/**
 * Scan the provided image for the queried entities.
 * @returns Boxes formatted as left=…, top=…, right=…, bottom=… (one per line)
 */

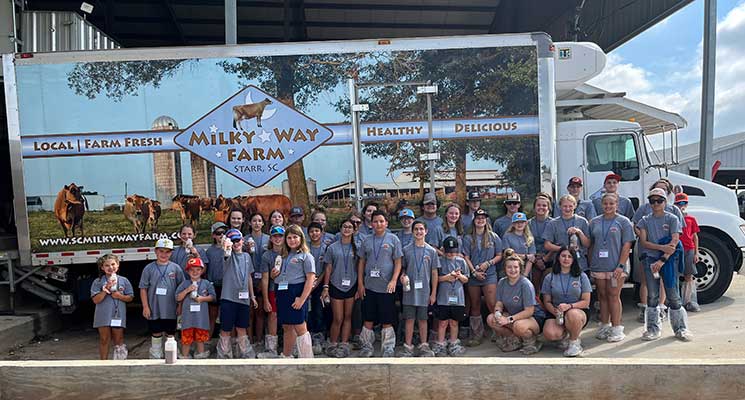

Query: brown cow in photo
left=172, top=194, right=201, bottom=226
left=200, top=197, right=215, bottom=212
left=124, top=194, right=149, bottom=233
left=147, top=199, right=161, bottom=232
left=54, top=183, right=87, bottom=237
left=241, top=194, right=291, bottom=221
left=232, top=98, right=272, bottom=129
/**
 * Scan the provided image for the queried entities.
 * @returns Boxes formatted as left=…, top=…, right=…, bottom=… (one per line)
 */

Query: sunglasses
left=505, top=202, right=520, bottom=206
left=351, top=220, right=362, bottom=225
left=675, top=201, right=688, bottom=206
left=214, top=231, right=226, bottom=236
left=649, top=198, right=665, bottom=204
left=231, top=239, right=242, bottom=243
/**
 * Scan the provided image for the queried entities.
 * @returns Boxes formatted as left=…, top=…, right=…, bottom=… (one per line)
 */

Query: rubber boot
left=113, top=344, right=128, bottom=360
left=381, top=326, right=396, bottom=357
left=217, top=336, right=233, bottom=359
left=519, top=335, right=542, bottom=355
left=467, top=316, right=484, bottom=347
left=685, top=281, right=701, bottom=312
left=296, top=332, right=314, bottom=358
left=149, top=336, right=163, bottom=359
left=641, top=306, right=661, bottom=341
left=237, top=335, right=256, bottom=358
left=358, top=327, right=375, bottom=357
left=311, top=332, right=325, bottom=355
left=258, top=335, right=278, bottom=359
left=670, top=307, right=693, bottom=341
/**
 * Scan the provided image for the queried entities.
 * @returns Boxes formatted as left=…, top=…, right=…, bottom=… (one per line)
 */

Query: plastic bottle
left=557, top=311, right=564, bottom=326
left=223, top=236, right=232, bottom=257
left=273, top=255, right=282, bottom=272
left=185, top=238, right=193, bottom=251
left=109, top=273, right=118, bottom=292
left=402, top=275, right=411, bottom=292
left=190, top=281, right=199, bottom=299
left=164, top=336, right=177, bottom=364
left=247, top=237, right=256, bottom=254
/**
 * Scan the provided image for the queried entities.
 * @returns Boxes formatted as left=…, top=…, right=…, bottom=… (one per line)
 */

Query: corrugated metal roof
left=674, top=132, right=745, bottom=167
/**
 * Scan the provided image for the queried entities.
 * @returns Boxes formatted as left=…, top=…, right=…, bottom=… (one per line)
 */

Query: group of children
left=92, top=173, right=701, bottom=359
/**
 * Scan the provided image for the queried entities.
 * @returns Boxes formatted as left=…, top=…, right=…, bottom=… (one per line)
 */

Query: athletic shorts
left=148, top=318, right=177, bottom=336
left=181, top=328, right=210, bottom=345
left=220, top=300, right=250, bottom=331
left=330, top=283, right=357, bottom=300
left=684, top=249, right=697, bottom=276
left=362, top=290, right=397, bottom=325
left=402, top=304, right=429, bottom=321
left=434, top=305, right=467, bottom=322
left=267, top=291, right=277, bottom=313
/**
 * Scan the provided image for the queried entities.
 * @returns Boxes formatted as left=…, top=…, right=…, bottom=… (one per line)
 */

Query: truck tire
left=695, top=231, right=734, bottom=304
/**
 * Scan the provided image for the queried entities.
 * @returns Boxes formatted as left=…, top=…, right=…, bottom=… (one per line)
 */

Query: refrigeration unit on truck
left=2, top=33, right=744, bottom=312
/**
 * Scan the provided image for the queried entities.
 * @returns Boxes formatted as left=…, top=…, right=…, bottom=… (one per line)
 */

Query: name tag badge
left=110, top=319, right=122, bottom=327
left=599, top=250, right=610, bottom=258
left=190, top=304, right=201, bottom=312
left=155, top=287, right=167, bottom=296
left=277, top=283, right=289, bottom=291
left=254, top=272, right=263, bottom=279
left=448, top=295, right=458, bottom=304
left=238, top=291, right=250, bottom=299
left=370, top=269, right=381, bottom=278
left=414, top=280, right=424, bottom=290
left=341, top=279, right=351, bottom=287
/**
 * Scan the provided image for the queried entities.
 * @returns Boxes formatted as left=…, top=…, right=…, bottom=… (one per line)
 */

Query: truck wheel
left=695, top=231, right=734, bottom=304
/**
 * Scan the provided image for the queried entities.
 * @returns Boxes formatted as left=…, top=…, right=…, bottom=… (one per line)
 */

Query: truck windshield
left=586, top=133, right=640, bottom=180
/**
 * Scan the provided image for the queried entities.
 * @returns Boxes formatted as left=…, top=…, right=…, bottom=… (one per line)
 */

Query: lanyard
left=372, top=234, right=385, bottom=267
left=107, top=276, right=121, bottom=317
left=235, top=254, right=248, bottom=287
left=414, top=245, right=425, bottom=278
left=559, top=273, right=571, bottom=300
left=156, top=264, right=169, bottom=285
left=252, top=234, right=264, bottom=267
left=342, top=243, right=352, bottom=276
left=601, top=217, right=615, bottom=245
left=474, top=234, right=484, bottom=263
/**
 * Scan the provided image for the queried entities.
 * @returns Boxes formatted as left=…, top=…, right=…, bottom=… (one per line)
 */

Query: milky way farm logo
left=174, top=86, right=333, bottom=187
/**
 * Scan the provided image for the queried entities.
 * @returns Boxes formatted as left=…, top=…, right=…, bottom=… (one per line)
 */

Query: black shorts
left=362, top=290, right=397, bottom=325
left=148, top=318, right=177, bottom=335
left=545, top=308, right=590, bottom=329
left=434, top=305, right=467, bottom=322
left=212, top=285, right=222, bottom=303
left=330, top=283, right=357, bottom=300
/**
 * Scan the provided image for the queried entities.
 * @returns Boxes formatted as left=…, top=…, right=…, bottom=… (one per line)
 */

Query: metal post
left=225, top=0, right=237, bottom=45
left=348, top=79, right=365, bottom=211
left=699, top=0, right=716, bottom=181
left=426, top=92, right=435, bottom=192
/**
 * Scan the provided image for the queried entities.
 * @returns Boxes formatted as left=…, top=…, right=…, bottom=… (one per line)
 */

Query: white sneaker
left=595, top=324, right=612, bottom=340
left=563, top=339, right=582, bottom=357
left=606, top=325, right=626, bottom=342
left=675, top=329, right=694, bottom=342
left=641, top=329, right=661, bottom=341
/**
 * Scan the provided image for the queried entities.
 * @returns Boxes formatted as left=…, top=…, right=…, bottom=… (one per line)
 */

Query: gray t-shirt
left=588, top=214, right=635, bottom=272
left=249, top=233, right=271, bottom=285
left=205, top=245, right=226, bottom=285
left=360, top=232, right=404, bottom=293
left=416, top=215, right=444, bottom=248
left=501, top=232, right=536, bottom=256
left=555, top=200, right=596, bottom=221
left=309, top=243, right=328, bottom=279
left=637, top=211, right=682, bottom=259
left=402, top=243, right=440, bottom=306
left=397, top=231, right=414, bottom=249
left=324, top=241, right=358, bottom=292
left=462, top=232, right=503, bottom=285
left=176, top=279, right=216, bottom=330
left=593, top=195, right=635, bottom=220
left=436, top=256, right=469, bottom=306
left=139, top=261, right=184, bottom=320
left=529, top=217, right=553, bottom=255
left=277, top=251, right=315, bottom=286
left=91, top=275, right=133, bottom=328
left=540, top=272, right=592, bottom=306
left=632, top=203, right=686, bottom=227
left=171, top=246, right=209, bottom=280
left=496, top=276, right=536, bottom=316
left=546, top=215, right=590, bottom=270
left=221, top=252, right=254, bottom=305
left=335, top=231, right=366, bottom=249
left=260, top=249, right=281, bottom=293
left=492, top=215, right=513, bottom=238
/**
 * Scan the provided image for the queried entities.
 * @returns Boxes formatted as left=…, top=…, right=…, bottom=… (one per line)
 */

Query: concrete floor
left=2, top=273, right=744, bottom=360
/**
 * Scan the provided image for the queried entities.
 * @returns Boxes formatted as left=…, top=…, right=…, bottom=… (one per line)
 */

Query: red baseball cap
left=604, top=173, right=622, bottom=183
left=674, top=193, right=689, bottom=203
left=185, top=257, right=205, bottom=271
left=568, top=176, right=583, bottom=186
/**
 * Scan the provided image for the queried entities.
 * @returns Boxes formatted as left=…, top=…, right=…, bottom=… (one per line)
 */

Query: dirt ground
left=3, top=274, right=744, bottom=360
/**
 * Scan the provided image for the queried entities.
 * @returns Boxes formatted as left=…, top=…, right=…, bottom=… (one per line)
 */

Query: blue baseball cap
left=270, top=225, right=285, bottom=236
left=511, top=212, right=527, bottom=223
left=398, top=208, right=415, bottom=219
left=225, top=229, right=243, bottom=242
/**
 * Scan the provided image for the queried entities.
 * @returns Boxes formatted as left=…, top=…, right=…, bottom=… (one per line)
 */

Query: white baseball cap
left=155, top=238, right=174, bottom=250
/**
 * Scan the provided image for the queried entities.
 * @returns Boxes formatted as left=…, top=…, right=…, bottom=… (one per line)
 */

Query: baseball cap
left=674, top=193, right=689, bottom=204
left=568, top=176, right=583, bottom=186
left=225, top=228, right=243, bottom=242
left=185, top=257, right=205, bottom=271
left=211, top=222, right=227, bottom=234
left=474, top=208, right=489, bottom=219
left=647, top=188, right=667, bottom=200
left=467, top=191, right=481, bottom=201
left=511, top=212, right=528, bottom=223
left=155, top=238, right=174, bottom=250
left=423, top=192, right=437, bottom=205
left=270, top=225, right=285, bottom=236
left=290, top=206, right=304, bottom=216
left=442, top=236, right=459, bottom=253
left=505, top=192, right=521, bottom=203
left=398, top=208, right=415, bottom=219
left=604, top=173, right=622, bottom=183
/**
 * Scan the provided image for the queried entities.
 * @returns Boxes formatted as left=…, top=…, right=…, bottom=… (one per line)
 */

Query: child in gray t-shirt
left=176, top=257, right=216, bottom=359
left=433, top=236, right=469, bottom=357
left=92, top=254, right=133, bottom=360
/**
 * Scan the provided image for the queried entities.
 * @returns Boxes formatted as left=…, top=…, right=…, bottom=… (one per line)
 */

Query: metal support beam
left=224, top=0, right=236, bottom=44
left=699, top=0, right=716, bottom=181
left=349, top=79, right=364, bottom=211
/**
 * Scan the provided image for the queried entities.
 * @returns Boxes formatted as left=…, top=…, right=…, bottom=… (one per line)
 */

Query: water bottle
left=164, top=336, right=177, bottom=364
left=109, top=273, right=118, bottom=292
left=223, top=236, right=232, bottom=257
left=653, top=270, right=660, bottom=279
left=557, top=311, right=564, bottom=326
left=402, top=275, right=411, bottom=292
left=569, top=233, right=579, bottom=251
left=185, top=238, right=193, bottom=251
left=247, top=237, right=256, bottom=254
left=190, top=281, right=198, bottom=299
left=273, top=255, right=282, bottom=272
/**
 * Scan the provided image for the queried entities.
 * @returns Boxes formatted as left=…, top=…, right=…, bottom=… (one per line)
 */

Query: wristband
left=570, top=304, right=574, bottom=309
left=659, top=256, right=668, bottom=263
left=616, top=264, right=624, bottom=270
left=323, top=285, right=329, bottom=289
